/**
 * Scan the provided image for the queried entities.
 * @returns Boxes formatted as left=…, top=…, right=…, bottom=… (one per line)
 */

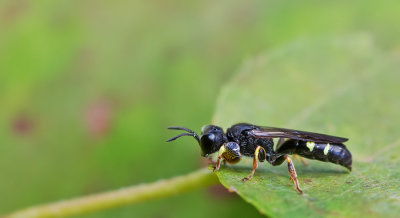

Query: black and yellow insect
left=167, top=123, right=352, bottom=193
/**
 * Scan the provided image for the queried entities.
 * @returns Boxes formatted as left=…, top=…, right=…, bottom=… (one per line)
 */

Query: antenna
left=166, top=126, right=200, bottom=144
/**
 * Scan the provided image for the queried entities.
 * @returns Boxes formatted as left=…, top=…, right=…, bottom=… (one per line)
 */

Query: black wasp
left=167, top=123, right=352, bottom=193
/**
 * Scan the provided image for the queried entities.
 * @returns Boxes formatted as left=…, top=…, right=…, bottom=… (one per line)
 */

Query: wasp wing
left=250, top=126, right=348, bottom=143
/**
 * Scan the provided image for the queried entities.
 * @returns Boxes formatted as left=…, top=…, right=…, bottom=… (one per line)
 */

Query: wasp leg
left=299, top=156, right=309, bottom=165
left=213, top=142, right=241, bottom=172
left=285, top=155, right=303, bottom=194
left=293, top=154, right=309, bottom=166
left=242, top=146, right=266, bottom=181
left=213, top=156, right=222, bottom=172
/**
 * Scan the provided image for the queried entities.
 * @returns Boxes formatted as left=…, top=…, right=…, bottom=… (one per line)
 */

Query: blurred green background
left=1, top=0, right=399, bottom=217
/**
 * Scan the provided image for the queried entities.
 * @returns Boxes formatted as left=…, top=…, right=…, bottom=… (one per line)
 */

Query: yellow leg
left=299, top=156, right=309, bottom=165
left=285, top=155, right=303, bottom=194
left=293, top=154, right=309, bottom=165
left=213, top=156, right=222, bottom=172
left=242, top=146, right=266, bottom=181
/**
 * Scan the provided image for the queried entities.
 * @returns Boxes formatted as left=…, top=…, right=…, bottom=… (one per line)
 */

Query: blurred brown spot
left=85, top=100, right=113, bottom=138
left=303, top=179, right=312, bottom=184
left=0, top=0, right=28, bottom=26
left=12, top=114, right=34, bottom=136
left=208, top=184, right=236, bottom=199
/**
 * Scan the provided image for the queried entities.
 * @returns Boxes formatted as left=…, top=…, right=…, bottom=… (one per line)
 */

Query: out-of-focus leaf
left=213, top=34, right=400, bottom=217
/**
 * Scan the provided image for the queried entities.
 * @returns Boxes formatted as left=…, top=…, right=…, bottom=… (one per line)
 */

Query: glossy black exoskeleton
left=167, top=123, right=352, bottom=193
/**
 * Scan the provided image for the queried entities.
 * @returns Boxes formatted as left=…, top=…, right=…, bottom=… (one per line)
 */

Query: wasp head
left=167, top=125, right=227, bottom=157
left=199, top=125, right=227, bottom=157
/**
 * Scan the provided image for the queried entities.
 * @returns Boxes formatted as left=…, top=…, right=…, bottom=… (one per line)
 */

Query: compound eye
left=207, top=133, right=215, bottom=141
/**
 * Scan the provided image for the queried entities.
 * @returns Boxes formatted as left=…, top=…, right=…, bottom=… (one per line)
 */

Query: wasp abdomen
left=277, top=140, right=352, bottom=171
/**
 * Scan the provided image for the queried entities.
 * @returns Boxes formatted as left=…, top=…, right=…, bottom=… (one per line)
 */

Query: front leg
left=213, top=142, right=241, bottom=172
left=213, top=156, right=222, bottom=172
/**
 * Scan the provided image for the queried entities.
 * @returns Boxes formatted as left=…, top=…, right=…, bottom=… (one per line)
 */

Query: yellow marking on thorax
left=218, top=145, right=226, bottom=156
left=306, top=142, right=315, bottom=151
left=324, top=143, right=330, bottom=155
left=218, top=143, right=240, bottom=164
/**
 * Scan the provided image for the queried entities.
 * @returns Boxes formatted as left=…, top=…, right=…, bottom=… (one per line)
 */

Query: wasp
left=167, top=123, right=352, bottom=193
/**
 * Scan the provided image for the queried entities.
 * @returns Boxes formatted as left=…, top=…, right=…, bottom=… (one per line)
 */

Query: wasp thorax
left=200, top=125, right=227, bottom=157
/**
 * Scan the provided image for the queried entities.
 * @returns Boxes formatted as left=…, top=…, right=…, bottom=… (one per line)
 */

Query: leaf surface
left=213, top=34, right=400, bottom=217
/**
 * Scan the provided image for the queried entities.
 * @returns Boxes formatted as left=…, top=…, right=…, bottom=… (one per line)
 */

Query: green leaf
left=213, top=34, right=400, bottom=217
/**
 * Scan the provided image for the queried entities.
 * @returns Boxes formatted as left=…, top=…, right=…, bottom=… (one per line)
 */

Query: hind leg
left=285, top=155, right=303, bottom=193
left=270, top=154, right=303, bottom=194
left=293, top=154, right=309, bottom=165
